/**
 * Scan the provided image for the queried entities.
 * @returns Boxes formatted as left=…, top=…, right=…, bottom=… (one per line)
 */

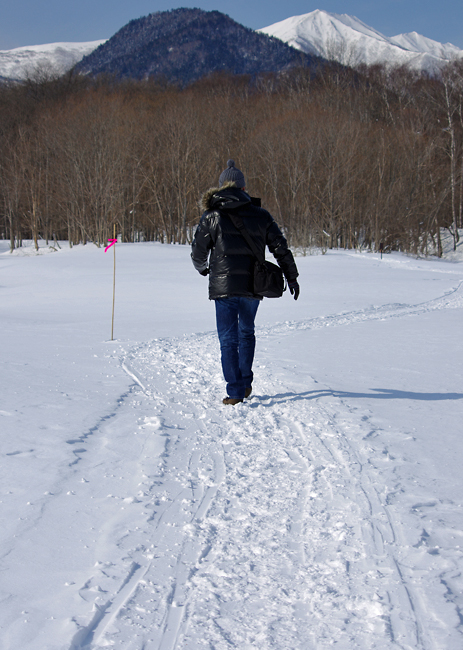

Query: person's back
left=192, top=182, right=298, bottom=299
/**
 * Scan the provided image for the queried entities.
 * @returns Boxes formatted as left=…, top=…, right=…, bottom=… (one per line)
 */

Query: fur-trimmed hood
left=200, top=181, right=252, bottom=213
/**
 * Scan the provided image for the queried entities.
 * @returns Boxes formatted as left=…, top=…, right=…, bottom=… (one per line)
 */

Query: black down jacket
left=191, top=184, right=299, bottom=300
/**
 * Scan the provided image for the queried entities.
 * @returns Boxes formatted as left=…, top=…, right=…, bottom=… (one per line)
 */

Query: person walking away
left=191, top=159, right=299, bottom=405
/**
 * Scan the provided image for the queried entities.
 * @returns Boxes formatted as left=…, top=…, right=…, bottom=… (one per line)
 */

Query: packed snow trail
left=66, top=284, right=463, bottom=650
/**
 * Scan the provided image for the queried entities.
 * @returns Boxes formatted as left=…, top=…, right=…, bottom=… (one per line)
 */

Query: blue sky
left=1, top=0, right=462, bottom=50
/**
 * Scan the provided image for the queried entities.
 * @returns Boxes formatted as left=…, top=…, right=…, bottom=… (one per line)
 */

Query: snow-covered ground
left=1, top=235, right=462, bottom=650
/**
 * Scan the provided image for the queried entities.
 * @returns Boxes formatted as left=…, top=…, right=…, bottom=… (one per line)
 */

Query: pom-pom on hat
left=219, top=159, right=246, bottom=188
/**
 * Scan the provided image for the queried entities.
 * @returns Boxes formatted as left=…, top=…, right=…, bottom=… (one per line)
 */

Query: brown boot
left=222, top=397, right=243, bottom=405
left=245, top=386, right=252, bottom=398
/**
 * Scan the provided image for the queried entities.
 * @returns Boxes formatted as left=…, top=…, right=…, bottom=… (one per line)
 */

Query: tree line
left=0, top=59, right=462, bottom=255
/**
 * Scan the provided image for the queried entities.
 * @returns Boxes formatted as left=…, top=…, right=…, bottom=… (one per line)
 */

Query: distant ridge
left=2, top=8, right=462, bottom=83
left=259, top=9, right=463, bottom=73
left=75, top=8, right=318, bottom=84
left=0, top=41, right=106, bottom=81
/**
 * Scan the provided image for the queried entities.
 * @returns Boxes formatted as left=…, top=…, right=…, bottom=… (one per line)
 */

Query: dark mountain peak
left=76, top=8, right=318, bottom=85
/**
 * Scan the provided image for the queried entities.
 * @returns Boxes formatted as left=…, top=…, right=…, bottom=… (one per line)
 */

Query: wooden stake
left=111, top=224, right=116, bottom=341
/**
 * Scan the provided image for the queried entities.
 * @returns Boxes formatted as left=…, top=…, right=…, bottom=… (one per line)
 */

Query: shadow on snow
left=252, top=388, right=463, bottom=406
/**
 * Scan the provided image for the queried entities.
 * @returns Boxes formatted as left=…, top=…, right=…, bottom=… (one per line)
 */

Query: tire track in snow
left=306, top=376, right=463, bottom=650
left=69, top=563, right=147, bottom=650
left=72, top=350, right=228, bottom=650
left=280, top=405, right=422, bottom=650
left=156, top=432, right=226, bottom=650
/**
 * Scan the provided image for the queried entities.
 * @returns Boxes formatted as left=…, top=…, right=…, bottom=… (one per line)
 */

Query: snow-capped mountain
left=258, top=10, right=463, bottom=73
left=0, top=40, right=106, bottom=81
left=2, top=9, right=462, bottom=82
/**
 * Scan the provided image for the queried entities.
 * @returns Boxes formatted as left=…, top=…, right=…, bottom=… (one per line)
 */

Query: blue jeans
left=215, top=297, right=260, bottom=399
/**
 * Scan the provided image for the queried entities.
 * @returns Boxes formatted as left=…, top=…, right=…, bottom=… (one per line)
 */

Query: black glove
left=288, top=279, right=300, bottom=300
left=199, top=268, right=209, bottom=276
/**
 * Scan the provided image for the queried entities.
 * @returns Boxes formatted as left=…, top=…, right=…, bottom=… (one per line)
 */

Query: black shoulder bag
left=229, top=213, right=286, bottom=298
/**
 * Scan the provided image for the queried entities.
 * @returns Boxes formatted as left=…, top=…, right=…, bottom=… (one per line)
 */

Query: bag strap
left=228, top=213, right=265, bottom=265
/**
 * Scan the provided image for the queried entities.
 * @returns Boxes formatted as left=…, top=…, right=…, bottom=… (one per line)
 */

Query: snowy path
left=66, top=281, right=463, bottom=650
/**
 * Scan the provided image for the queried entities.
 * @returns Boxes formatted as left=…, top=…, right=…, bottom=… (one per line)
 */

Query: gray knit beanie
left=219, top=159, right=246, bottom=188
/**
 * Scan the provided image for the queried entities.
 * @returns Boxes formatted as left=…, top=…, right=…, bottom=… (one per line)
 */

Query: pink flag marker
left=105, top=239, right=117, bottom=252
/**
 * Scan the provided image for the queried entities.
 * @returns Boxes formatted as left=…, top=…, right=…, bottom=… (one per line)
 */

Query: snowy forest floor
left=1, top=233, right=463, bottom=650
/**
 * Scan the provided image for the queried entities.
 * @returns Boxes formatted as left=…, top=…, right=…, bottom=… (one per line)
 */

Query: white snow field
left=1, top=236, right=462, bottom=650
